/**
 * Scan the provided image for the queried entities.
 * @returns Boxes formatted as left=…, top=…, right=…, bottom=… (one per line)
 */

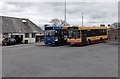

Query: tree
left=44, top=24, right=50, bottom=27
left=110, top=22, right=120, bottom=28
left=50, top=18, right=70, bottom=26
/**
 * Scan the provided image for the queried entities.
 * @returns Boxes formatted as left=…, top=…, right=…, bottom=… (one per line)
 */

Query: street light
left=82, top=12, right=83, bottom=26
left=64, top=0, right=67, bottom=22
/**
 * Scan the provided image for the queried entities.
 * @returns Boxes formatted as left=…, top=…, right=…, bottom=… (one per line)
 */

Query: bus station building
left=0, top=16, right=44, bottom=44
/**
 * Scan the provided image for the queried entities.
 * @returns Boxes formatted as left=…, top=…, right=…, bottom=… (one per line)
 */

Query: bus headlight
left=55, top=39, right=58, bottom=41
left=55, top=37, right=58, bottom=41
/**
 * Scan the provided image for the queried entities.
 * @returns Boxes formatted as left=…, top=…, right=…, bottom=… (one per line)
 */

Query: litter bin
left=24, top=40, right=28, bottom=44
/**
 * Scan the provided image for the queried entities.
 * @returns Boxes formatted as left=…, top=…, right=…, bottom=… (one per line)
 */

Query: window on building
left=22, top=19, right=27, bottom=23
left=25, top=33, right=29, bottom=38
left=32, top=33, right=36, bottom=38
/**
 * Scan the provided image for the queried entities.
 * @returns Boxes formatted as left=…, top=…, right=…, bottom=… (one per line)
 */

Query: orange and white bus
left=67, top=26, right=108, bottom=45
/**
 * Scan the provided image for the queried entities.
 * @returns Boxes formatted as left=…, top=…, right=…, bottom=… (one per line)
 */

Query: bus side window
left=103, top=29, right=107, bottom=35
left=91, top=30, right=95, bottom=36
left=82, top=30, right=87, bottom=37
left=99, top=29, right=102, bottom=35
left=99, top=29, right=107, bottom=35
left=95, top=29, right=99, bottom=36
left=86, top=30, right=91, bottom=37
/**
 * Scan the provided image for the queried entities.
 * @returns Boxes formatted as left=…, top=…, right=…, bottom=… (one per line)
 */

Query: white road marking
left=2, top=45, right=36, bottom=50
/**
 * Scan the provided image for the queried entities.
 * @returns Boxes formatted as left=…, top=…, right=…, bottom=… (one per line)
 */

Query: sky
left=0, top=1, right=118, bottom=29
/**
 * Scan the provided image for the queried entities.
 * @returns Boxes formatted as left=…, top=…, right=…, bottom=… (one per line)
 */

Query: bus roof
left=45, top=26, right=63, bottom=30
left=78, top=27, right=108, bottom=30
left=62, top=26, right=71, bottom=29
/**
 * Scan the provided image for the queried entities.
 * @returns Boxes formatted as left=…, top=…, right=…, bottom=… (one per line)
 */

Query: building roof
left=0, top=16, right=44, bottom=33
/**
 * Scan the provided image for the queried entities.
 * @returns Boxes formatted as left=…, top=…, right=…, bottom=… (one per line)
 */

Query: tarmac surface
left=2, top=41, right=118, bottom=77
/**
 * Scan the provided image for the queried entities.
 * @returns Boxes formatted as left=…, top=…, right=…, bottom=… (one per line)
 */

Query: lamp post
left=64, top=0, right=67, bottom=22
left=82, top=12, right=83, bottom=26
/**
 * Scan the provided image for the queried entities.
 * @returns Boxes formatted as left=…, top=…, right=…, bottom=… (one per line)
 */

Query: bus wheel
left=88, top=40, right=92, bottom=45
left=100, top=38, right=104, bottom=43
left=44, top=42, right=48, bottom=44
left=4, top=42, right=8, bottom=46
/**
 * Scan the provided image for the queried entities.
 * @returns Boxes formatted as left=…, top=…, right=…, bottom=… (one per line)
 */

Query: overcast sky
left=0, top=2, right=118, bottom=28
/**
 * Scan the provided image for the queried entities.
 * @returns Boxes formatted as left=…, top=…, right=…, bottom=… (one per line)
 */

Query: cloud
left=0, top=2, right=118, bottom=27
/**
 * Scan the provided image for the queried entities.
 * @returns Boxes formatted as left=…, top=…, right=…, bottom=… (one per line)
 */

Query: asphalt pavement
left=2, top=41, right=118, bottom=77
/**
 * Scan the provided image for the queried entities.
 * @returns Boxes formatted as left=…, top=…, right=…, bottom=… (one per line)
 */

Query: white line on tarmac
left=2, top=45, right=36, bottom=50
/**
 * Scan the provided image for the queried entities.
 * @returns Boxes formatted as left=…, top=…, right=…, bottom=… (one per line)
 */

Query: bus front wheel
left=100, top=38, right=104, bottom=43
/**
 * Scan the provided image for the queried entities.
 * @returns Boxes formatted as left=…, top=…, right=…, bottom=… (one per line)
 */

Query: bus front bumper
left=67, top=42, right=82, bottom=45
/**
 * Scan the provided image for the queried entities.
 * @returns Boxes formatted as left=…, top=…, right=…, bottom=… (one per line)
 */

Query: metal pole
left=64, top=0, right=66, bottom=22
left=82, top=12, right=83, bottom=26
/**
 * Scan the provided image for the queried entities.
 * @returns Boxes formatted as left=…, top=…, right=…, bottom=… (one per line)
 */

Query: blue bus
left=44, top=26, right=69, bottom=45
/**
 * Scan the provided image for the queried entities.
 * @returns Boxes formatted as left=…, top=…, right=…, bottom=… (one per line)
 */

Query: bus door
left=81, top=30, right=87, bottom=45
left=63, top=30, right=68, bottom=42
left=57, top=30, right=64, bottom=42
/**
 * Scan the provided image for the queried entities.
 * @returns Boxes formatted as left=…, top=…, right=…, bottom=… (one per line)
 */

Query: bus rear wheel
left=4, top=42, right=8, bottom=46
left=88, top=40, right=92, bottom=45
